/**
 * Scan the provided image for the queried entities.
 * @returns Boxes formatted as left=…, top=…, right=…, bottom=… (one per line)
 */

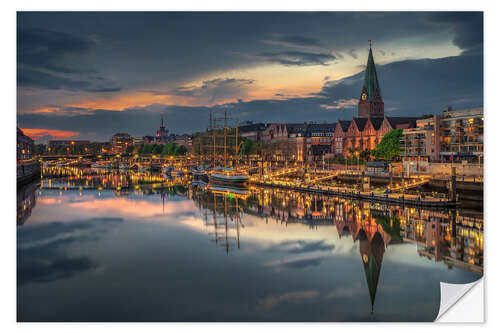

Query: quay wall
left=428, top=163, right=482, bottom=177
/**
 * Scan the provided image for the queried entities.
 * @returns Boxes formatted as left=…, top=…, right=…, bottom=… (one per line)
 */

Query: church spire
left=362, top=42, right=381, bottom=101
left=358, top=40, right=384, bottom=118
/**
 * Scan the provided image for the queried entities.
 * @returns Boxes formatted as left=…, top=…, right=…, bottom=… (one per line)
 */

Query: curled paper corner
left=435, top=278, right=484, bottom=322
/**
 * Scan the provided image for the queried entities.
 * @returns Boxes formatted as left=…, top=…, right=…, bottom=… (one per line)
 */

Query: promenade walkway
left=249, top=178, right=455, bottom=208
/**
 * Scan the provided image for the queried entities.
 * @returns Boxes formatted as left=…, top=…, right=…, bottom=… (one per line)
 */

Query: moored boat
left=209, top=169, right=249, bottom=187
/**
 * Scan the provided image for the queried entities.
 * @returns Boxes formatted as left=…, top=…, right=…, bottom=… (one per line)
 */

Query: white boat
left=209, top=169, right=249, bottom=186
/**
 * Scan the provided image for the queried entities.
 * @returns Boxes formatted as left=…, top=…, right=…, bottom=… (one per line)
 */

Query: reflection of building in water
left=243, top=188, right=337, bottom=228
left=41, top=167, right=182, bottom=193
left=400, top=208, right=483, bottom=274
left=333, top=201, right=392, bottom=314
left=450, top=214, right=483, bottom=270
left=17, top=181, right=39, bottom=226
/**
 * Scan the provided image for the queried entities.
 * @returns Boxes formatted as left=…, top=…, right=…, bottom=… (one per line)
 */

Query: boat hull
left=209, top=173, right=249, bottom=187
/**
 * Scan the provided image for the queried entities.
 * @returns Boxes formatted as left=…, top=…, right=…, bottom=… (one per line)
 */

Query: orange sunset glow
left=20, top=128, right=80, bottom=140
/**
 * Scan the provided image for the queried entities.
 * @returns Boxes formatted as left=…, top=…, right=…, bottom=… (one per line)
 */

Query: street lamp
left=356, top=151, right=360, bottom=171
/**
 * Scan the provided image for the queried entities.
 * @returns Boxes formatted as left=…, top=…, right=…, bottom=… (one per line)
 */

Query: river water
left=17, top=170, right=483, bottom=322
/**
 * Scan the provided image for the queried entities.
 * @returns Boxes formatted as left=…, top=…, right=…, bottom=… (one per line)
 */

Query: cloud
left=256, top=51, right=336, bottom=66
left=428, top=12, right=483, bottom=55
left=146, top=78, right=254, bottom=104
left=317, top=54, right=483, bottom=116
left=20, top=128, right=80, bottom=141
left=320, top=98, right=358, bottom=110
left=348, top=49, right=358, bottom=59
left=17, top=28, right=94, bottom=74
left=17, top=54, right=483, bottom=141
left=17, top=217, right=123, bottom=286
left=263, top=253, right=330, bottom=271
left=17, top=68, right=121, bottom=93
left=326, top=284, right=365, bottom=299
left=17, top=28, right=121, bottom=93
left=265, top=239, right=335, bottom=254
left=261, top=34, right=324, bottom=50
left=256, top=290, right=319, bottom=311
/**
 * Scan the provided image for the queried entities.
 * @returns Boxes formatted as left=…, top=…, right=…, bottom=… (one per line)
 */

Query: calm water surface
left=17, top=171, right=483, bottom=322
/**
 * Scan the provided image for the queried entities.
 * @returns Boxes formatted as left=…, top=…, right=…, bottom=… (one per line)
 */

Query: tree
left=142, top=144, right=153, bottom=154
left=175, top=145, right=188, bottom=155
left=239, top=139, right=257, bottom=155
left=165, top=142, right=176, bottom=155
left=152, top=144, right=163, bottom=154
left=373, top=129, right=403, bottom=161
left=126, top=145, right=134, bottom=154
left=161, top=144, right=170, bottom=155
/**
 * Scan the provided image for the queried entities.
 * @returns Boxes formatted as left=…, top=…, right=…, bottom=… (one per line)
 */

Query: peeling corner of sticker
left=435, top=278, right=483, bottom=322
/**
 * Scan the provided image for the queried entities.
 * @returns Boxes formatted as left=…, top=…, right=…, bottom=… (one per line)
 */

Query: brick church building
left=332, top=44, right=418, bottom=157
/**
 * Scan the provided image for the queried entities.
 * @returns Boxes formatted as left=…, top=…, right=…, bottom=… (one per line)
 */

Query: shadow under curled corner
left=435, top=278, right=484, bottom=322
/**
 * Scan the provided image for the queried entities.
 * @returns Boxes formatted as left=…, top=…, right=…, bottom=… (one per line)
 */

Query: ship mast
left=206, top=110, right=240, bottom=169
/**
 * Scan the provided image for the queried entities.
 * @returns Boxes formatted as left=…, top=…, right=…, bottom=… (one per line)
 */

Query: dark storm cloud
left=257, top=51, right=336, bottom=66
left=318, top=54, right=483, bottom=116
left=17, top=27, right=121, bottom=92
left=17, top=68, right=121, bottom=92
left=17, top=12, right=483, bottom=93
left=17, top=28, right=93, bottom=74
left=428, top=12, right=483, bottom=55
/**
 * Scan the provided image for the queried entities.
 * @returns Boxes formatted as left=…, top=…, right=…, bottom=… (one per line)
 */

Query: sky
left=16, top=12, right=483, bottom=142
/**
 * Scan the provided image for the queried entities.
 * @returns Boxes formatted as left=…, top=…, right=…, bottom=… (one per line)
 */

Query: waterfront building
left=133, top=137, right=144, bottom=146
left=399, top=107, right=483, bottom=173
left=238, top=122, right=268, bottom=141
left=47, top=139, right=91, bottom=147
left=400, top=115, right=440, bottom=173
left=172, top=134, right=193, bottom=149
left=17, top=127, right=33, bottom=161
left=305, top=123, right=336, bottom=161
left=333, top=121, right=351, bottom=155
left=110, top=133, right=133, bottom=154
left=47, top=139, right=92, bottom=155
left=438, top=107, right=483, bottom=163
left=261, top=123, right=308, bottom=162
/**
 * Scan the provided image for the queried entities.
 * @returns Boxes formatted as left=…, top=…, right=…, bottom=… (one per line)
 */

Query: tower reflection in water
left=190, top=185, right=483, bottom=313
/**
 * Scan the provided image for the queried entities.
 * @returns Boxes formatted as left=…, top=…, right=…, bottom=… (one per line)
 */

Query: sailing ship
left=204, top=110, right=249, bottom=187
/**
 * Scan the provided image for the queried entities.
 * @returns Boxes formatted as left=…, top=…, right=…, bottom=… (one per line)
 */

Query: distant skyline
left=17, top=12, right=483, bottom=142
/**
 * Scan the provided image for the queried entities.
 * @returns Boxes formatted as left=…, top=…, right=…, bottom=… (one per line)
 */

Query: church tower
left=156, top=115, right=169, bottom=143
left=358, top=41, right=384, bottom=118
